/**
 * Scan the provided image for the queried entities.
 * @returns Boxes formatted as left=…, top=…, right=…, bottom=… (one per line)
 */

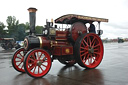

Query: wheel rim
left=80, top=33, right=103, bottom=68
left=13, top=48, right=25, bottom=72
left=25, top=49, right=51, bottom=78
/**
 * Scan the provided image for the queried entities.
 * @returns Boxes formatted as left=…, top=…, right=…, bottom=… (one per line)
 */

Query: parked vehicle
left=12, top=8, right=108, bottom=78
left=0, top=38, right=21, bottom=50
left=118, top=37, right=124, bottom=43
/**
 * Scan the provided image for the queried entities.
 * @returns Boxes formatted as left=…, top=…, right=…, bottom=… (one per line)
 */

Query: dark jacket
left=89, top=24, right=96, bottom=33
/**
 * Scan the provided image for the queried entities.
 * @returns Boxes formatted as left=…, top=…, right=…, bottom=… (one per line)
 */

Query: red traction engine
left=12, top=8, right=108, bottom=78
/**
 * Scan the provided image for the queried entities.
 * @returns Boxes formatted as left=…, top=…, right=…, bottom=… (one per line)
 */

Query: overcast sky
left=0, top=0, right=128, bottom=39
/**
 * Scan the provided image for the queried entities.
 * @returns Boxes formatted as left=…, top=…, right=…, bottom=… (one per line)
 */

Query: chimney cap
left=28, top=7, right=37, bottom=12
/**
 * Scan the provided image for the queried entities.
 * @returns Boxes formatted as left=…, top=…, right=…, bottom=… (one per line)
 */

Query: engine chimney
left=28, top=7, right=37, bottom=35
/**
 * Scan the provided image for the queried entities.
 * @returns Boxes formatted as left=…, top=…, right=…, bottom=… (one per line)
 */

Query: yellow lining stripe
left=38, top=37, right=42, bottom=48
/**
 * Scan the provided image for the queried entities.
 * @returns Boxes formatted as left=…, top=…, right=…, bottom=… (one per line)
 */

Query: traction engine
left=12, top=8, right=108, bottom=78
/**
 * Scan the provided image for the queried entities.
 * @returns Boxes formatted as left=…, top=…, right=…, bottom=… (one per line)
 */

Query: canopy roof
left=55, top=14, right=108, bottom=24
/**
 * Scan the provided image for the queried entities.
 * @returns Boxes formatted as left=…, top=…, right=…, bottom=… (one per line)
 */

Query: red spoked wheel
left=24, top=48, right=51, bottom=78
left=75, top=33, right=104, bottom=69
left=12, top=47, right=25, bottom=72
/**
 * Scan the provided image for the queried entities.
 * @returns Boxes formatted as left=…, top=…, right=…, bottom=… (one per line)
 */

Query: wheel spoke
left=41, top=63, right=47, bottom=67
left=28, top=62, right=35, bottom=64
left=88, top=58, right=90, bottom=65
left=36, top=52, right=40, bottom=60
left=83, top=39, right=89, bottom=46
left=92, top=56, right=97, bottom=63
left=21, top=64, right=24, bottom=69
left=32, top=54, right=36, bottom=60
left=80, top=50, right=87, bottom=53
left=88, top=56, right=93, bottom=65
left=80, top=47, right=88, bottom=50
left=92, top=40, right=96, bottom=48
left=28, top=57, right=35, bottom=62
left=38, top=66, right=40, bottom=74
left=93, top=44, right=100, bottom=48
left=16, top=60, right=21, bottom=62
left=17, top=62, right=22, bottom=66
left=16, top=57, right=22, bottom=59
left=80, top=52, right=88, bottom=57
left=90, top=55, right=95, bottom=65
left=88, top=36, right=92, bottom=47
left=81, top=42, right=86, bottom=47
left=84, top=54, right=90, bottom=63
left=82, top=56, right=86, bottom=62
left=90, top=57, right=92, bottom=65
left=91, top=37, right=96, bottom=46
left=94, top=52, right=100, bottom=55
left=39, top=52, right=43, bottom=60
left=41, top=61, right=48, bottom=63
left=39, top=66, right=44, bottom=72
left=41, top=56, right=47, bottom=62
left=29, top=64, right=36, bottom=70
left=33, top=66, right=36, bottom=73
left=94, top=48, right=99, bottom=51
left=19, top=52, right=24, bottom=58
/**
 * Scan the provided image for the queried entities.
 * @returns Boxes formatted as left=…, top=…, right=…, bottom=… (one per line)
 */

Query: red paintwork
left=62, top=46, right=73, bottom=55
left=39, top=31, right=74, bottom=56
left=12, top=48, right=25, bottom=72
left=80, top=33, right=103, bottom=68
left=39, top=23, right=87, bottom=56
left=55, top=31, right=69, bottom=40
left=24, top=49, right=51, bottom=78
left=40, top=37, right=51, bottom=49
left=12, top=10, right=108, bottom=78
left=71, top=22, right=87, bottom=42
left=52, top=46, right=73, bottom=56
left=52, top=46, right=61, bottom=55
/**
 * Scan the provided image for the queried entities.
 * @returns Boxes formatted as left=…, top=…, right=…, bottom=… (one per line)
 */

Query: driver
left=88, top=21, right=96, bottom=33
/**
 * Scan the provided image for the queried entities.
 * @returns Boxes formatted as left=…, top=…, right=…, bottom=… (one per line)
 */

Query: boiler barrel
left=24, top=36, right=50, bottom=50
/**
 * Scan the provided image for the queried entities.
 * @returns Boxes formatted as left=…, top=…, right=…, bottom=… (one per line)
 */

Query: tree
left=35, top=26, right=43, bottom=34
left=17, top=24, right=26, bottom=41
left=25, top=22, right=30, bottom=30
left=0, top=22, right=6, bottom=38
left=6, top=16, right=19, bottom=39
left=24, top=22, right=30, bottom=36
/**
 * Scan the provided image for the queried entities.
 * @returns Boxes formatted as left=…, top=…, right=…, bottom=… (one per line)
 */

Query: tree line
left=0, top=16, right=43, bottom=41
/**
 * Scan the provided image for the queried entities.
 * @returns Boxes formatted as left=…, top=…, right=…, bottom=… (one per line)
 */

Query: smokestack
left=28, top=7, right=37, bottom=35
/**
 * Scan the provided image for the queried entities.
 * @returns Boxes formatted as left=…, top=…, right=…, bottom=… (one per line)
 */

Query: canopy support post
left=98, top=21, right=101, bottom=38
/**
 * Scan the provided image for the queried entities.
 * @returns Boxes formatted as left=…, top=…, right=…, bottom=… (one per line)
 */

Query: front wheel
left=12, top=47, right=25, bottom=72
left=74, top=33, right=104, bottom=69
left=24, top=48, right=52, bottom=78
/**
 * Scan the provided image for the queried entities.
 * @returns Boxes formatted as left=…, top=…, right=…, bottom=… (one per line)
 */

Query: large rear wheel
left=24, top=48, right=52, bottom=78
left=75, top=33, right=104, bottom=69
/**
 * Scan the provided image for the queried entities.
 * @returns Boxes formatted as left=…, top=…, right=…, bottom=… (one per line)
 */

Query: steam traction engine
left=12, top=8, right=108, bottom=78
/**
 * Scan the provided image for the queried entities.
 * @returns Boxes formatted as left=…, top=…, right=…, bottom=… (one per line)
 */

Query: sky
left=0, top=0, right=128, bottom=39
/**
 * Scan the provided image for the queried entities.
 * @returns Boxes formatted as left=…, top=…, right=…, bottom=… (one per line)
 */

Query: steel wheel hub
left=88, top=47, right=94, bottom=54
left=37, top=61, right=42, bottom=66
